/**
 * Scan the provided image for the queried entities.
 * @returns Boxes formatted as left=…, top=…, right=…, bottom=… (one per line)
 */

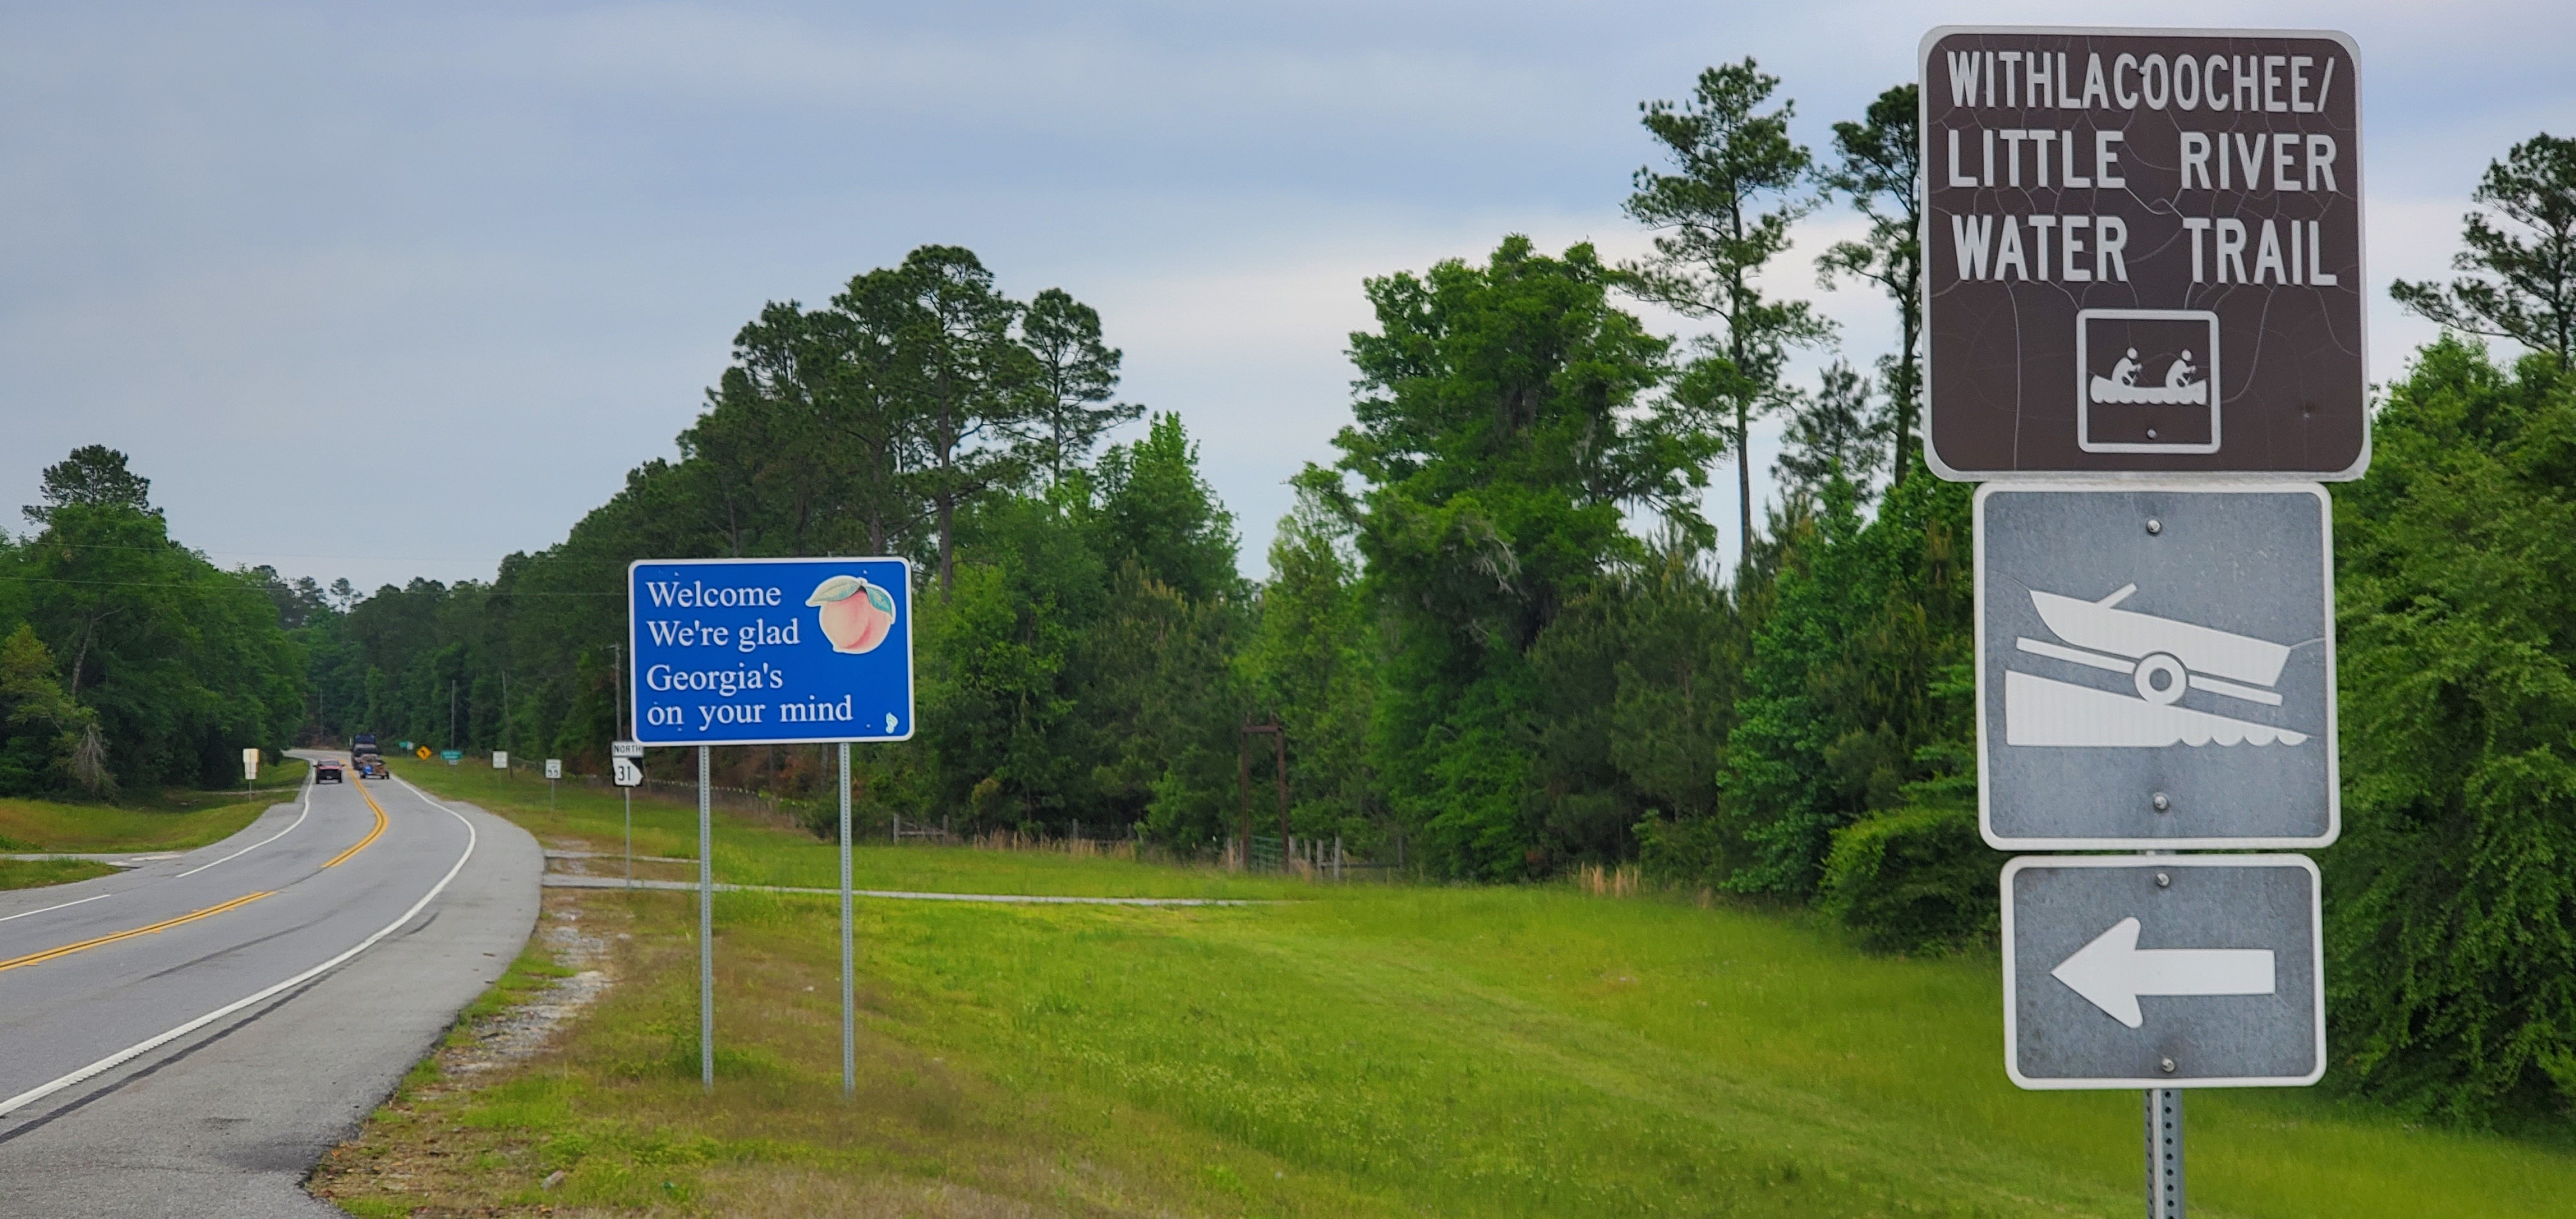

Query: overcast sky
left=5, top=1, right=2572, bottom=594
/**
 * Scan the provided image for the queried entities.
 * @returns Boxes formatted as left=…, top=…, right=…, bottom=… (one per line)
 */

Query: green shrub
left=1818, top=802, right=1995, bottom=954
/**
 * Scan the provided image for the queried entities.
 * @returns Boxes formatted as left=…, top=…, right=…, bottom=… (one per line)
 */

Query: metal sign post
left=698, top=744, right=713, bottom=1093
left=839, top=741, right=855, bottom=1097
left=626, top=556, right=915, bottom=1092
left=1926, top=27, right=2366, bottom=1215
left=2149, top=1088, right=2184, bottom=1218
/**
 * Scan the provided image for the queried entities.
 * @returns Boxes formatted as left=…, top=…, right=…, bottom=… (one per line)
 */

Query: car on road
left=316, top=760, right=344, bottom=783
left=356, top=758, right=387, bottom=780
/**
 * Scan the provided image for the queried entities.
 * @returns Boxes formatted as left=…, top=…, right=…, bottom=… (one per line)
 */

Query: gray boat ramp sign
left=2004, top=855, right=2323, bottom=1089
left=1975, top=483, right=2336, bottom=848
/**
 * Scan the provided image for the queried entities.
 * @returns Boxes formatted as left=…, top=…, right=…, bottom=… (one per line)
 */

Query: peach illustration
left=808, top=574, right=897, bottom=654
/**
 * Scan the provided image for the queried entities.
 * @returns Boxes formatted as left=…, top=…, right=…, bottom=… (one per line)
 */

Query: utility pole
left=448, top=679, right=457, bottom=750
left=1239, top=719, right=1287, bottom=871
left=1236, top=724, right=1251, bottom=871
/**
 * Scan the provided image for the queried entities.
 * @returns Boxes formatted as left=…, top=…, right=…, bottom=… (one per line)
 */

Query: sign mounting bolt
left=2156, top=872, right=2172, bottom=888
left=2161, top=1057, right=2177, bottom=1074
left=2145, top=518, right=2163, bottom=535
left=2152, top=792, right=2171, bottom=813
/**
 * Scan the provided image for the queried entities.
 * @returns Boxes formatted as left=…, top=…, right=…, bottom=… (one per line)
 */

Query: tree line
left=0, top=447, right=307, bottom=797
left=8, top=67, right=2572, bottom=1129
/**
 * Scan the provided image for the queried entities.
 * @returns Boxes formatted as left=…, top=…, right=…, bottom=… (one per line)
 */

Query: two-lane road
left=0, top=756, right=540, bottom=1216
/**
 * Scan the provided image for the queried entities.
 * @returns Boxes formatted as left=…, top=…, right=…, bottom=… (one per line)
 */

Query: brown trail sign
left=1919, top=27, right=2367, bottom=479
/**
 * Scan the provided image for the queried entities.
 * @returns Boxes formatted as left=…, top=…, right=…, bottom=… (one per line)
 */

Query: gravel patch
left=422, top=890, right=613, bottom=1087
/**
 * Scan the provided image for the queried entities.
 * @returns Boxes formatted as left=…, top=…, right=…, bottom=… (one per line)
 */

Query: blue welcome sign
left=627, top=557, right=915, bottom=746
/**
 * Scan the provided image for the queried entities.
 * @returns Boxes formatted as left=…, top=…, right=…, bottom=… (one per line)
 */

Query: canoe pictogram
left=2088, top=346, right=2207, bottom=406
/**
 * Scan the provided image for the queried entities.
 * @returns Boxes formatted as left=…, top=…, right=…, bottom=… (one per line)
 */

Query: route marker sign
left=1920, top=27, right=2368, bottom=479
left=611, top=757, right=644, bottom=787
left=1975, top=483, right=2336, bottom=848
left=628, top=557, right=914, bottom=747
left=611, top=740, right=644, bottom=760
left=545, top=758, right=562, bottom=780
left=2004, top=855, right=2322, bottom=1089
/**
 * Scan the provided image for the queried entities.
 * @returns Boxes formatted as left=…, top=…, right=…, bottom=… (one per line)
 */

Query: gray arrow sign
left=1976, top=483, right=2336, bottom=848
left=2004, top=855, right=2323, bottom=1089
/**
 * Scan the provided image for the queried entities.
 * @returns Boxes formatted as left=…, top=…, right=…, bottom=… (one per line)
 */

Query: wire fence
left=476, top=755, right=1407, bottom=879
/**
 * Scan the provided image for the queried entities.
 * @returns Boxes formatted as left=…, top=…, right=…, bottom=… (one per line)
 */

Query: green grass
left=319, top=771, right=2576, bottom=1218
left=0, top=759, right=303, bottom=854
left=0, top=857, right=118, bottom=890
left=393, top=757, right=1305, bottom=901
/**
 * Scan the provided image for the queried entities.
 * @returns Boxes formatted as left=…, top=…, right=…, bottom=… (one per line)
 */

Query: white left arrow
left=2051, top=916, right=2275, bottom=1029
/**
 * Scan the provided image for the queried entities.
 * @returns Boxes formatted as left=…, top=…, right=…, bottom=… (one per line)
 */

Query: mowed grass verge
left=0, top=757, right=306, bottom=857
left=0, top=857, right=117, bottom=891
left=388, top=759, right=1303, bottom=901
left=314, top=766, right=2576, bottom=1217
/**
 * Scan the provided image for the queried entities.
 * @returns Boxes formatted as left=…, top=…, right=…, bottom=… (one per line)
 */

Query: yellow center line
left=0, top=891, right=275, bottom=974
left=324, top=778, right=391, bottom=868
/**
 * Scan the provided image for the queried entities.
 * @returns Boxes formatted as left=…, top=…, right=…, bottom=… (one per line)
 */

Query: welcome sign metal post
left=1922, top=27, right=2363, bottom=1217
left=629, top=556, right=914, bottom=1094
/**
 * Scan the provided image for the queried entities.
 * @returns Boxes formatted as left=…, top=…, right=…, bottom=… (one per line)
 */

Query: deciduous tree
left=1311, top=236, right=1692, bottom=877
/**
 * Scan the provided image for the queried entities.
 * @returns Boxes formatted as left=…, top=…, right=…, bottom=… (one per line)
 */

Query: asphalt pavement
left=0, top=755, right=541, bottom=1216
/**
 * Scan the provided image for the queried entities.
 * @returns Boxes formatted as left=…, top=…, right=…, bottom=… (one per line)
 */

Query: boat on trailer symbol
left=2005, top=584, right=2308, bottom=749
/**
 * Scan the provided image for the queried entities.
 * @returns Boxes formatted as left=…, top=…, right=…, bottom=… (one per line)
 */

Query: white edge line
left=0, top=892, right=114, bottom=925
left=174, top=773, right=316, bottom=878
left=0, top=777, right=479, bottom=1120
